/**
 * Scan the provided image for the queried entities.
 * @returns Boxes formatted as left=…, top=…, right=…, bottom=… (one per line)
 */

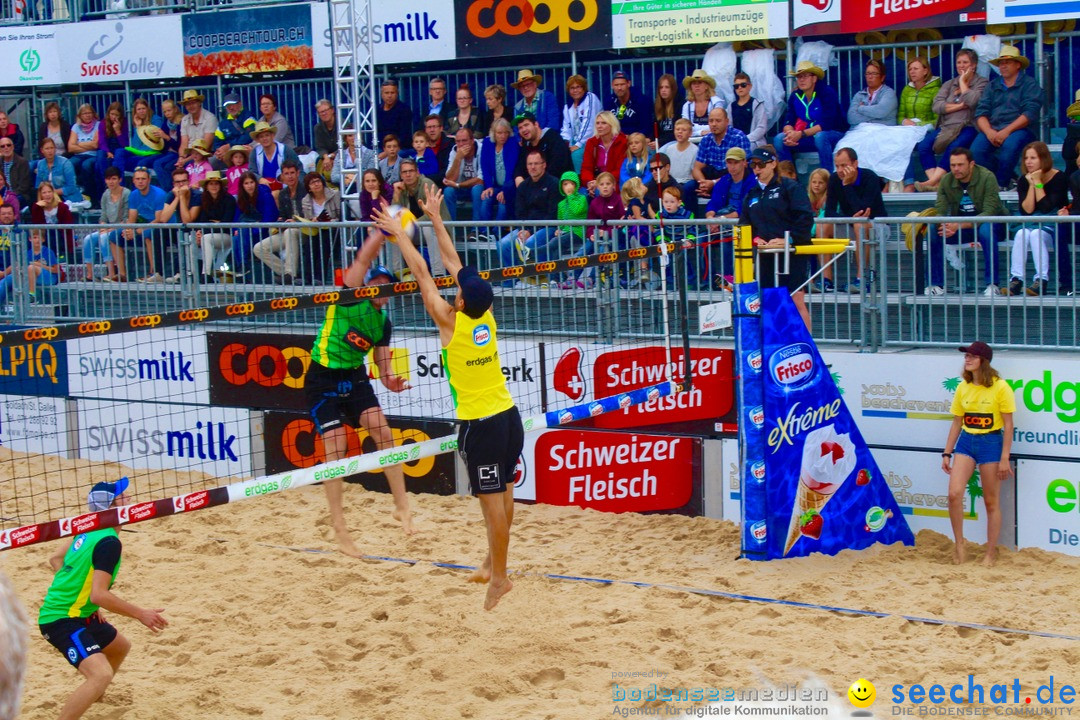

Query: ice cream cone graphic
left=784, top=424, right=857, bottom=556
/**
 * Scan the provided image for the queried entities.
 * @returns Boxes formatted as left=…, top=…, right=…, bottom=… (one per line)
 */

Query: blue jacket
left=514, top=90, right=560, bottom=133
left=782, top=83, right=846, bottom=133
left=607, top=89, right=654, bottom=138
left=34, top=155, right=80, bottom=201
left=480, top=138, right=520, bottom=196
left=214, top=109, right=257, bottom=151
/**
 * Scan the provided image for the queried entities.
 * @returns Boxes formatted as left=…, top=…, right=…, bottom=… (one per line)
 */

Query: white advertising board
left=822, top=350, right=1080, bottom=460
left=0, top=26, right=61, bottom=86
left=1017, top=458, right=1080, bottom=557
left=78, top=400, right=251, bottom=478
left=987, top=0, right=1080, bottom=23
left=312, top=0, right=456, bottom=68
left=68, top=328, right=210, bottom=405
left=0, top=395, right=67, bottom=456
left=56, top=16, right=185, bottom=83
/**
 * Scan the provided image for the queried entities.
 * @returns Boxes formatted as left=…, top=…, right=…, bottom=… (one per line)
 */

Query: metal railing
left=9, top=214, right=1078, bottom=351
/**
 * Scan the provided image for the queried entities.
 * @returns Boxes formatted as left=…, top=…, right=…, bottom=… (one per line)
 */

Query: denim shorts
left=955, top=429, right=1004, bottom=466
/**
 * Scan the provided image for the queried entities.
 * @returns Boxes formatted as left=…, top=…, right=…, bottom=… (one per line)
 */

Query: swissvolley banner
left=737, top=286, right=913, bottom=560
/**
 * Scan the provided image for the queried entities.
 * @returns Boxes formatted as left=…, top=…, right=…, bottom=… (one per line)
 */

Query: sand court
left=3, top=454, right=1080, bottom=719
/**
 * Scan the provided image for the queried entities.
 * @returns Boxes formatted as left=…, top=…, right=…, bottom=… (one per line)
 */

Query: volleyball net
left=0, top=241, right=694, bottom=550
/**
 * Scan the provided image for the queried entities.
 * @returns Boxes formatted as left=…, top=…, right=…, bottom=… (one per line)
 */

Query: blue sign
left=758, top=289, right=912, bottom=559
left=0, top=325, right=68, bottom=397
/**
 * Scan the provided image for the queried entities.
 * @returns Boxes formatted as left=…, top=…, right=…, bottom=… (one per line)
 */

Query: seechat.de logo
left=473, top=324, right=491, bottom=346
left=769, top=343, right=816, bottom=389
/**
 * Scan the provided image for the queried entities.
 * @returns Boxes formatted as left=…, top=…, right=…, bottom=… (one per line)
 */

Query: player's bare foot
left=981, top=548, right=997, bottom=567
left=392, top=507, right=416, bottom=535
left=335, top=533, right=364, bottom=559
left=484, top=577, right=513, bottom=610
left=468, top=555, right=492, bottom=584
left=952, top=543, right=966, bottom=565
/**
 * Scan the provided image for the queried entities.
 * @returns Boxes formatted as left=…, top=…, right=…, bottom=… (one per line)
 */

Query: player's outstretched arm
left=372, top=206, right=454, bottom=333
left=341, top=232, right=384, bottom=288
left=373, top=345, right=409, bottom=393
left=418, top=184, right=463, bottom=278
left=90, top=570, right=168, bottom=633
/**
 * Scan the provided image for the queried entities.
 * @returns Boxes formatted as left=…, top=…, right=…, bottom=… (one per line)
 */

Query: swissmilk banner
left=741, top=287, right=913, bottom=560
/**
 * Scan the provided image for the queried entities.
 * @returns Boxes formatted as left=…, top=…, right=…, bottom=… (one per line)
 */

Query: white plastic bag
left=795, top=40, right=835, bottom=75
left=703, top=43, right=738, bottom=107
left=741, top=48, right=787, bottom=128
left=835, top=124, right=931, bottom=182
left=962, top=34, right=1001, bottom=79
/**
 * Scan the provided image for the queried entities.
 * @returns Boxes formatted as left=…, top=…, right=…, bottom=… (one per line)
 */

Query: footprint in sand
left=528, top=668, right=566, bottom=688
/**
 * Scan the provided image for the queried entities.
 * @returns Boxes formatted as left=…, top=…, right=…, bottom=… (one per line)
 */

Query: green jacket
left=556, top=171, right=588, bottom=239
left=935, top=163, right=1009, bottom=218
left=898, top=77, right=942, bottom=126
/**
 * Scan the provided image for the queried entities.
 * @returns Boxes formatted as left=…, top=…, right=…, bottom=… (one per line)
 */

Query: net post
left=734, top=224, right=754, bottom=285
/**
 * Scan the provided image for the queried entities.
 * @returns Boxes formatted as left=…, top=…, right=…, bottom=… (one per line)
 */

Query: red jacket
left=580, top=133, right=628, bottom=187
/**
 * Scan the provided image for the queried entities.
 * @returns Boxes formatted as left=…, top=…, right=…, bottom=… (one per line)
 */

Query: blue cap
left=364, top=265, right=396, bottom=284
left=88, top=477, right=129, bottom=512
left=749, top=147, right=776, bottom=164
left=457, top=266, right=493, bottom=318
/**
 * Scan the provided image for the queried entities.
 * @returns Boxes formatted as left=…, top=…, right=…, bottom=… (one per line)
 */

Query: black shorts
left=458, top=406, right=524, bottom=495
left=40, top=614, right=118, bottom=668
left=306, top=361, right=380, bottom=434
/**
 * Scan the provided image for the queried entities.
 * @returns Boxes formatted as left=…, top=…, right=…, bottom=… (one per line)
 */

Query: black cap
left=457, top=266, right=493, bottom=318
left=222, top=92, right=242, bottom=107
left=513, top=110, right=537, bottom=125
left=612, top=70, right=629, bottom=80
left=749, top=147, right=775, bottom=164
left=958, top=341, right=993, bottom=362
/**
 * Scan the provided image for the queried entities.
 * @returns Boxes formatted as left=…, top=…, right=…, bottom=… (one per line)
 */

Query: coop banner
left=792, top=0, right=985, bottom=35
left=760, top=289, right=912, bottom=559
left=183, top=4, right=314, bottom=76
left=612, top=0, right=788, bottom=49
left=454, top=0, right=613, bottom=58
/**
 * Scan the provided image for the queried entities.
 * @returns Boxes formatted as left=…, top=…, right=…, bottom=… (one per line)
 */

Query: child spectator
left=226, top=146, right=250, bottom=196
left=620, top=132, right=653, bottom=187
left=30, top=181, right=74, bottom=261
left=806, top=167, right=835, bottom=292
left=659, top=118, right=698, bottom=185
left=579, top=171, right=624, bottom=287
left=527, top=170, right=588, bottom=287
left=622, top=177, right=652, bottom=286
left=655, top=186, right=701, bottom=286
left=412, top=131, right=439, bottom=177
left=184, top=139, right=214, bottom=186
left=25, top=229, right=60, bottom=301
left=379, top=134, right=403, bottom=184
left=778, top=161, right=798, bottom=180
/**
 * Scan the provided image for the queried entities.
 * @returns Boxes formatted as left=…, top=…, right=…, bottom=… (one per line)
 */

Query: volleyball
left=382, top=204, right=418, bottom=243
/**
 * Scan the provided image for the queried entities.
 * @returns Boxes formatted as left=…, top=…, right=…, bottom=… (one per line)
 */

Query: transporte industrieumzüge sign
left=611, top=0, right=789, bottom=48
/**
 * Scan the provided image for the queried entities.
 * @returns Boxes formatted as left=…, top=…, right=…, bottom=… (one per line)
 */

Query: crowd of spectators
left=2, top=45, right=1078, bottom=300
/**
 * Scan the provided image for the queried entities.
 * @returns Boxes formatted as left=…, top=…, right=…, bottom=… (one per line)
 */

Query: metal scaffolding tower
left=327, top=0, right=378, bottom=220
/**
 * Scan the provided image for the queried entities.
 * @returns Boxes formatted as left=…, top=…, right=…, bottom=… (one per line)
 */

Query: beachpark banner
left=738, top=287, right=913, bottom=560
left=57, top=16, right=185, bottom=83
left=1016, top=458, right=1080, bottom=557
left=792, top=0, right=985, bottom=35
left=182, top=3, right=314, bottom=76
left=311, top=0, right=457, bottom=68
left=612, top=0, right=788, bottom=49
left=453, top=0, right=612, bottom=58
left=987, top=0, right=1080, bottom=23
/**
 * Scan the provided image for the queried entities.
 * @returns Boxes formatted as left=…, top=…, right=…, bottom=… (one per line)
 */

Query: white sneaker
left=982, top=284, right=1000, bottom=297
left=944, top=245, right=964, bottom=271
left=514, top=236, right=531, bottom=264
left=138, top=273, right=164, bottom=284
left=924, top=285, right=944, bottom=296
left=164, top=273, right=182, bottom=284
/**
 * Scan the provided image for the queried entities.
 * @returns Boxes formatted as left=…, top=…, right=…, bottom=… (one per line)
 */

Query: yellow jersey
left=950, top=377, right=1016, bottom=434
left=441, top=309, right=514, bottom=420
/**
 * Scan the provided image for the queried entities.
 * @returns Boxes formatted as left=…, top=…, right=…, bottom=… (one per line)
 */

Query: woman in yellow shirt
left=941, top=341, right=1014, bottom=566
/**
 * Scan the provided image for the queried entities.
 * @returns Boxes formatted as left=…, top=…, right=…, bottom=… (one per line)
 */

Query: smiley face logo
left=848, top=678, right=876, bottom=708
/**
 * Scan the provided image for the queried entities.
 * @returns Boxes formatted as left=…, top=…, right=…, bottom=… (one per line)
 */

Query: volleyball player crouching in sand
left=374, top=185, right=523, bottom=611
left=38, top=478, right=168, bottom=720
left=307, top=232, right=416, bottom=552
left=941, top=341, right=1014, bottom=566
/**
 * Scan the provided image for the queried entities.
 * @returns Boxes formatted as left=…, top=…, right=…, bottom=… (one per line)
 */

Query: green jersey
left=310, top=300, right=392, bottom=369
left=38, top=528, right=121, bottom=624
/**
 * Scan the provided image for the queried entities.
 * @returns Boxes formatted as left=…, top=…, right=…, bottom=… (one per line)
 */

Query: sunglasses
left=733, top=82, right=750, bottom=89
left=0, top=143, right=12, bottom=148
left=749, top=161, right=767, bottom=169
left=134, top=166, right=150, bottom=173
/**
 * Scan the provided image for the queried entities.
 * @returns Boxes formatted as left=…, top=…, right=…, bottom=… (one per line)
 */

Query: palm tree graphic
left=965, top=470, right=982, bottom=520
